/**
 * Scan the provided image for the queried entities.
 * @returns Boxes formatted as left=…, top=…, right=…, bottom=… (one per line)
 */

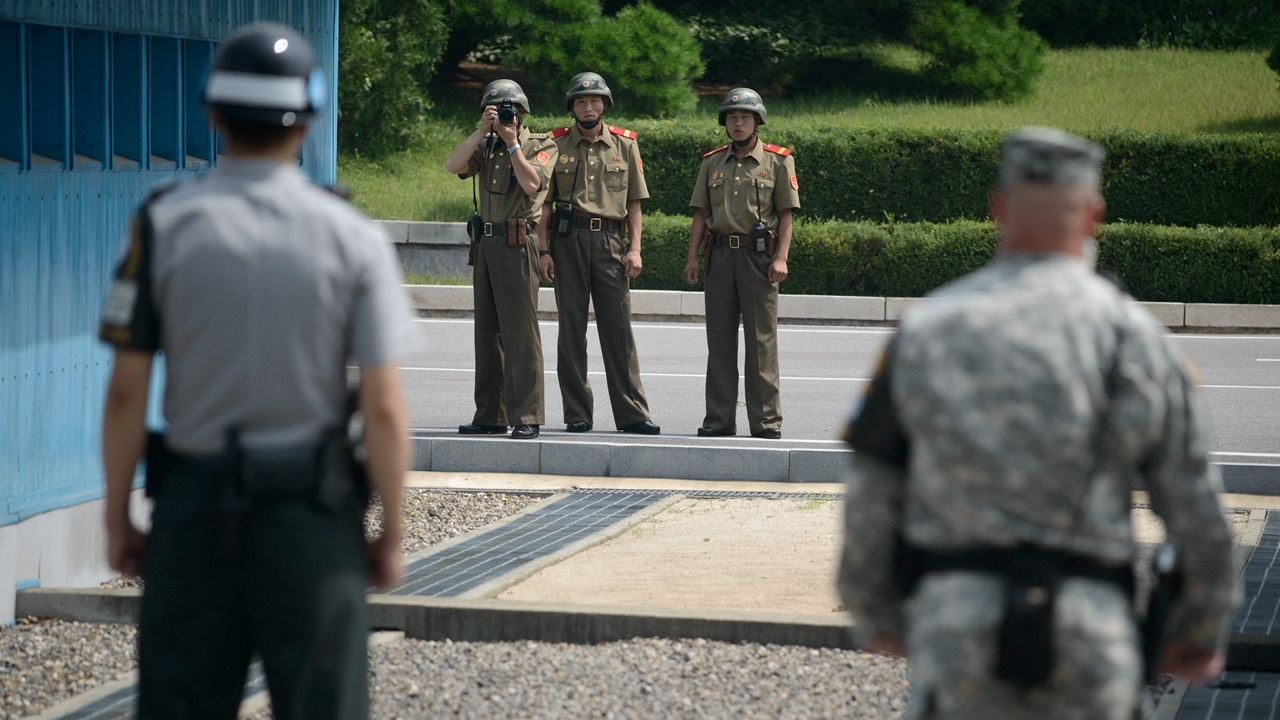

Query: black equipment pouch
left=1141, top=543, right=1183, bottom=683
left=556, top=202, right=574, bottom=235
left=995, top=561, right=1060, bottom=687
left=751, top=221, right=769, bottom=254
left=144, top=431, right=171, bottom=498
left=466, top=212, right=482, bottom=266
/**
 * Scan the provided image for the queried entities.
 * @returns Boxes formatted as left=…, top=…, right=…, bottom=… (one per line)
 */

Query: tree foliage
left=338, top=0, right=448, bottom=156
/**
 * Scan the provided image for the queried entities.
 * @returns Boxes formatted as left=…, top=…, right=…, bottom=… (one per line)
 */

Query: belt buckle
left=728, top=234, right=740, bottom=249
left=483, top=223, right=494, bottom=237
left=589, top=217, right=602, bottom=232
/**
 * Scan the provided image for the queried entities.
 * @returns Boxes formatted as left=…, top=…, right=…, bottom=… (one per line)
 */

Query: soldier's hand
left=768, top=257, right=788, bottom=283
left=479, top=107, right=498, bottom=135
left=683, top=259, right=700, bottom=285
left=106, top=520, right=147, bottom=577
left=1160, top=641, right=1226, bottom=681
left=539, top=254, right=556, bottom=284
left=366, top=533, right=404, bottom=589
left=624, top=250, right=643, bottom=279
left=494, top=118, right=518, bottom=147
left=865, top=634, right=907, bottom=658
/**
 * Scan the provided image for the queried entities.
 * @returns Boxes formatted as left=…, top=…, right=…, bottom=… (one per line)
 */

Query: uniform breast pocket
left=708, top=177, right=726, bottom=203
left=750, top=179, right=775, bottom=213
left=604, top=163, right=627, bottom=192
left=488, top=165, right=514, bottom=195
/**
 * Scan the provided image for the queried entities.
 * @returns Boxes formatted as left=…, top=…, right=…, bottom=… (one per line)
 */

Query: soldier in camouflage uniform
left=839, top=128, right=1238, bottom=719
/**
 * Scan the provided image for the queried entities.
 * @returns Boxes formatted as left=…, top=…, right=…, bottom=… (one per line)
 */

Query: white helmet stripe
left=205, top=71, right=308, bottom=110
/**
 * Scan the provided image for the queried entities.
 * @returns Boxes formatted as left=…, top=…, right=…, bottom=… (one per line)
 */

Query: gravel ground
left=0, top=618, right=137, bottom=720
left=101, top=490, right=545, bottom=588
left=368, top=638, right=909, bottom=720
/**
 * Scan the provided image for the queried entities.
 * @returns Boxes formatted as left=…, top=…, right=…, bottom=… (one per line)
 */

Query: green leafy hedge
left=624, top=125, right=1280, bottom=228
left=634, top=213, right=1280, bottom=304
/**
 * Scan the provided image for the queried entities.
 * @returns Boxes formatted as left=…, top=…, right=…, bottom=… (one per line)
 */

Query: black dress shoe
left=459, top=423, right=507, bottom=434
left=752, top=428, right=782, bottom=439
left=620, top=420, right=661, bottom=435
left=697, top=426, right=734, bottom=437
left=511, top=424, right=540, bottom=439
left=566, top=421, right=593, bottom=433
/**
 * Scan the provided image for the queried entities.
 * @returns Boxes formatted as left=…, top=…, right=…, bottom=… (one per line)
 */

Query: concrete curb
left=411, top=435, right=1280, bottom=492
left=402, top=284, right=1280, bottom=331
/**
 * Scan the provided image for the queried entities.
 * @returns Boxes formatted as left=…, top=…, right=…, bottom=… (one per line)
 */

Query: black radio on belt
left=751, top=221, right=769, bottom=253
left=556, top=203, right=574, bottom=235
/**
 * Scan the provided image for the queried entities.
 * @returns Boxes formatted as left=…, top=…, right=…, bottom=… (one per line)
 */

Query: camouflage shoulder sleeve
left=843, top=337, right=910, bottom=465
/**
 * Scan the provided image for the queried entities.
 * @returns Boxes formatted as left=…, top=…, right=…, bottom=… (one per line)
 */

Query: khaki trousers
left=471, top=233, right=544, bottom=426
left=552, top=226, right=650, bottom=428
left=701, top=243, right=782, bottom=435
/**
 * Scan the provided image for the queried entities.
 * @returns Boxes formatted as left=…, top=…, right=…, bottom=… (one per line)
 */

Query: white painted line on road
left=1202, top=384, right=1280, bottom=390
left=1212, top=452, right=1280, bottom=458
left=1258, top=359, right=1280, bottom=362
left=400, top=366, right=868, bottom=382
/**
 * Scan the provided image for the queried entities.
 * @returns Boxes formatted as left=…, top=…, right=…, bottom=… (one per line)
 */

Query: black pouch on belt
left=466, top=213, right=482, bottom=266
left=995, top=564, right=1059, bottom=687
left=556, top=203, right=573, bottom=236
left=144, top=431, right=170, bottom=498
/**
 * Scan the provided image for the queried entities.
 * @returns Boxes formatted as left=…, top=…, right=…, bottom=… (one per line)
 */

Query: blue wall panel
left=0, top=0, right=338, bottom=526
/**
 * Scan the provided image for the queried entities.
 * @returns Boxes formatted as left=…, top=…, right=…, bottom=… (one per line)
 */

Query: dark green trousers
left=138, top=465, right=369, bottom=720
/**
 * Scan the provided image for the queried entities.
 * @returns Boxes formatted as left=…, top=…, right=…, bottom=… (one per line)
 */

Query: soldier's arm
left=685, top=208, right=709, bottom=285
left=624, top=200, right=643, bottom=279
left=1141, top=337, right=1239, bottom=655
left=769, top=209, right=792, bottom=283
left=444, top=114, right=491, bottom=177
left=839, top=342, right=910, bottom=647
left=359, top=362, right=408, bottom=589
left=101, top=349, right=153, bottom=576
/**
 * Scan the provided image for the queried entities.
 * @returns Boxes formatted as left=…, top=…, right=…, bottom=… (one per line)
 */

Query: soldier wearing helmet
left=445, top=79, right=558, bottom=439
left=99, top=22, right=412, bottom=718
left=684, top=88, right=800, bottom=439
left=538, top=72, right=660, bottom=436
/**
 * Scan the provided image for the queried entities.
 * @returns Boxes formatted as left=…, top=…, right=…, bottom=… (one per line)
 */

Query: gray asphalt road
left=402, top=318, right=1278, bottom=464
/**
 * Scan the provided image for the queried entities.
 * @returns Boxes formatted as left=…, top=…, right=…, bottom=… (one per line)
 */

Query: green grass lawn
left=341, top=48, right=1280, bottom=221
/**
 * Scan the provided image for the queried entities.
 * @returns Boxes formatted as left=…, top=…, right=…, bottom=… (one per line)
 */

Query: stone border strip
left=402, top=282, right=1280, bottom=331
left=411, top=435, right=1280, bottom=493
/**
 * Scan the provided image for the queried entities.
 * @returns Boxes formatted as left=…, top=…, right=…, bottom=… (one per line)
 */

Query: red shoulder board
left=703, top=144, right=730, bottom=158
left=763, top=143, right=792, bottom=157
left=607, top=125, right=637, bottom=140
left=550, top=126, right=572, bottom=139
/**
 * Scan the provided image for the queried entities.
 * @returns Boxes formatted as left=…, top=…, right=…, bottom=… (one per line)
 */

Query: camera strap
left=562, top=148, right=582, bottom=205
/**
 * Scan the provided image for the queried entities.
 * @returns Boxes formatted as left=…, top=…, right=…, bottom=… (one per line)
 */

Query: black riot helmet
left=565, top=72, right=613, bottom=112
left=203, top=23, right=326, bottom=127
left=718, top=87, right=767, bottom=126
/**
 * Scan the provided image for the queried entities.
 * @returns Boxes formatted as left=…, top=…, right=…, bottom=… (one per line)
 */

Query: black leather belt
left=573, top=215, right=624, bottom=234
left=711, top=231, right=750, bottom=249
left=481, top=222, right=508, bottom=237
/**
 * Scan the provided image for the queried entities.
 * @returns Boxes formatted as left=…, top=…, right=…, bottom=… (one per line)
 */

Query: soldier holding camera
left=539, top=72, right=659, bottom=436
left=445, top=79, right=557, bottom=440
left=683, top=88, right=799, bottom=439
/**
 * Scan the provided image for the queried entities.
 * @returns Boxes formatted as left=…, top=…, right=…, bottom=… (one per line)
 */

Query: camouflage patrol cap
left=565, top=72, right=613, bottom=112
left=480, top=79, right=530, bottom=115
left=1000, top=127, right=1105, bottom=188
left=719, top=87, right=767, bottom=126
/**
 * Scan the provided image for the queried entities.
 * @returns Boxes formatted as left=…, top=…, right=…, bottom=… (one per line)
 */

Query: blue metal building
left=0, top=0, right=340, bottom=621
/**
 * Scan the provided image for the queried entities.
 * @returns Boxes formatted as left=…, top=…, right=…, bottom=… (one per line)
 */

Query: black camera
left=497, top=99, right=517, bottom=126
left=752, top=221, right=769, bottom=253
left=556, top=203, right=574, bottom=235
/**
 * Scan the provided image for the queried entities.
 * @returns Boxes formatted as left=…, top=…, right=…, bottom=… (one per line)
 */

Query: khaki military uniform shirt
left=459, top=126, right=556, bottom=224
left=690, top=142, right=800, bottom=233
left=546, top=125, right=648, bottom=220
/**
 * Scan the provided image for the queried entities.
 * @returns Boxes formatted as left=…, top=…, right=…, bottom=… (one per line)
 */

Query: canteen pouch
left=995, top=568, right=1059, bottom=687
left=701, top=228, right=713, bottom=277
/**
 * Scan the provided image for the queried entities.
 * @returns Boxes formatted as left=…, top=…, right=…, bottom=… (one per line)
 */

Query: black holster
left=898, top=542, right=1134, bottom=688
left=1141, top=543, right=1183, bottom=684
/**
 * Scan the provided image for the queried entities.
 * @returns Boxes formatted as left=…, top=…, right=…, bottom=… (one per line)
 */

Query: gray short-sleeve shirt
left=100, top=158, right=414, bottom=454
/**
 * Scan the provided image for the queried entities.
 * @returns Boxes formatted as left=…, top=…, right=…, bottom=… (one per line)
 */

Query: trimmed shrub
left=688, top=17, right=806, bottom=88
left=338, top=0, right=449, bottom=156
left=1020, top=0, right=1280, bottom=49
left=909, top=0, right=1047, bottom=101
left=627, top=124, right=1280, bottom=228
left=518, top=3, right=703, bottom=117
left=633, top=215, right=1280, bottom=304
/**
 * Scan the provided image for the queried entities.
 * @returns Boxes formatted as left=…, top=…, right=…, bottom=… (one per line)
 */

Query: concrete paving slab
left=610, top=443, right=789, bottom=482
left=411, top=437, right=431, bottom=472
left=540, top=440, right=612, bottom=477
left=885, top=297, right=926, bottom=321
left=630, top=289, right=682, bottom=317
left=1186, top=303, right=1280, bottom=329
left=405, top=221, right=467, bottom=245
left=402, top=471, right=846, bottom=496
left=407, top=285, right=471, bottom=311
left=1138, top=301, right=1185, bottom=328
left=680, top=292, right=705, bottom=318
left=378, top=220, right=410, bottom=244
left=779, top=295, right=883, bottom=322
left=429, top=438, right=542, bottom=474
left=790, top=449, right=852, bottom=484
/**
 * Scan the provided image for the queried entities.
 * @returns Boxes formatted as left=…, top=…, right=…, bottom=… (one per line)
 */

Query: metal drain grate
left=56, top=661, right=265, bottom=720
left=1178, top=672, right=1280, bottom=720
left=566, top=487, right=844, bottom=501
left=1234, top=512, right=1280, bottom=636
left=388, top=491, right=664, bottom=597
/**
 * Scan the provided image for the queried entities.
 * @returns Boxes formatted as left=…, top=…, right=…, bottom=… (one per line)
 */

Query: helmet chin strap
left=577, top=111, right=605, bottom=130
left=730, top=130, right=758, bottom=148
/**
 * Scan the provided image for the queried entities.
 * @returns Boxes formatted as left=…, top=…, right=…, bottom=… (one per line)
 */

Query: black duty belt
left=573, top=215, right=624, bottom=234
left=910, top=543, right=1134, bottom=595
left=480, top=222, right=509, bottom=237
left=711, top=231, right=755, bottom=250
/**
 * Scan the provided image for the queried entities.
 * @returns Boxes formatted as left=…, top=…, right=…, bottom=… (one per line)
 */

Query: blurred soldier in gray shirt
left=839, top=127, right=1238, bottom=719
